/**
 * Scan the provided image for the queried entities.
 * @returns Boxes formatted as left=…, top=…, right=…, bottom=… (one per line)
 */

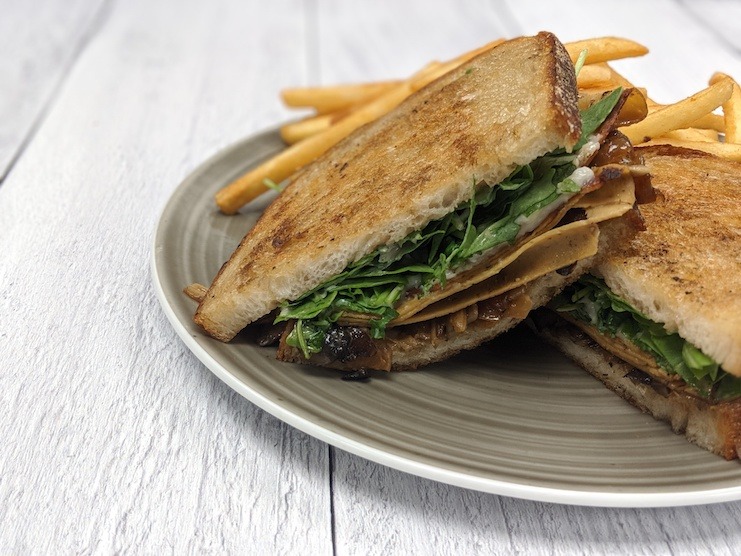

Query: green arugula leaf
left=556, top=177, right=581, bottom=193
left=263, top=177, right=284, bottom=192
left=286, top=319, right=331, bottom=357
left=553, top=275, right=740, bottom=401
left=574, top=49, right=588, bottom=77
left=575, top=87, right=623, bottom=150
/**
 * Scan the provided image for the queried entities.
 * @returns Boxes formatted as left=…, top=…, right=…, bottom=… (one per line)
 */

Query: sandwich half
left=192, top=32, right=646, bottom=373
left=536, top=145, right=741, bottom=459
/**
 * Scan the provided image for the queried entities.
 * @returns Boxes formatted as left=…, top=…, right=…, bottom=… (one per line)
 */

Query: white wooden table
left=3, top=0, right=741, bottom=553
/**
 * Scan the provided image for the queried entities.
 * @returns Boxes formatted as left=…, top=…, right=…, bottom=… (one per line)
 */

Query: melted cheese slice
left=575, top=166, right=637, bottom=209
left=400, top=221, right=599, bottom=325
left=563, top=315, right=671, bottom=382
left=341, top=175, right=635, bottom=327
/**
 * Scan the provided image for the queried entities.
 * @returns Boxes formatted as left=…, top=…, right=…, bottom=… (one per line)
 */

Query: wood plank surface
left=0, top=0, right=109, bottom=182
left=679, top=0, right=741, bottom=52
left=0, top=0, right=331, bottom=553
left=1, top=0, right=740, bottom=553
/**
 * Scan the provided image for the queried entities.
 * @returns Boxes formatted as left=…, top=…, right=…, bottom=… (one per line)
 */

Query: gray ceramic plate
left=152, top=127, right=741, bottom=507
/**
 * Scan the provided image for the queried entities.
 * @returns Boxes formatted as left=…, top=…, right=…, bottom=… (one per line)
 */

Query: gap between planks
left=0, top=0, right=115, bottom=187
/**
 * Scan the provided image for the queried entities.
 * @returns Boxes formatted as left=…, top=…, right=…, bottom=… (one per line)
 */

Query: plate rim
left=151, top=126, right=741, bottom=508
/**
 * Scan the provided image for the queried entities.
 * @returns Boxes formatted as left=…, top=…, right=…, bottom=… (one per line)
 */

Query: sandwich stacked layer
left=538, top=145, right=741, bottom=459
left=193, top=33, right=647, bottom=373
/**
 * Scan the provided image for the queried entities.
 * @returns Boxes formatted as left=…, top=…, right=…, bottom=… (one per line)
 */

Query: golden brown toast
left=596, top=145, right=741, bottom=376
left=534, top=313, right=741, bottom=460
left=195, top=32, right=581, bottom=341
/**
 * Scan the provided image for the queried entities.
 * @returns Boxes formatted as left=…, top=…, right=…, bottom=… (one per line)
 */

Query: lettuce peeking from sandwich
left=278, top=90, right=624, bottom=358
left=552, top=275, right=741, bottom=401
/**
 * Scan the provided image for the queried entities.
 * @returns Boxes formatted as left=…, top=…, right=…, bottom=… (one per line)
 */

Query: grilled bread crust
left=195, top=32, right=581, bottom=341
left=534, top=313, right=741, bottom=460
left=595, top=146, right=741, bottom=376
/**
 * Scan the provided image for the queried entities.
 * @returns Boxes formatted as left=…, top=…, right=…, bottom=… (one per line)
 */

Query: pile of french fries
left=215, top=36, right=741, bottom=215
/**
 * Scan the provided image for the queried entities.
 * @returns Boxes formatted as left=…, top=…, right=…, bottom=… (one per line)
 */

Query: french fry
left=216, top=41, right=504, bottom=213
left=640, top=138, right=741, bottom=161
left=576, top=64, right=613, bottom=88
left=564, top=37, right=648, bottom=65
left=620, top=79, right=733, bottom=144
left=280, top=113, right=333, bottom=144
left=281, top=80, right=402, bottom=114
left=282, top=61, right=445, bottom=145
left=689, top=113, right=725, bottom=132
left=409, top=39, right=505, bottom=90
left=659, top=128, right=719, bottom=142
left=709, top=72, right=741, bottom=143
left=183, top=283, right=207, bottom=303
left=280, top=109, right=351, bottom=144
left=645, top=100, right=726, bottom=132
left=598, top=62, right=635, bottom=89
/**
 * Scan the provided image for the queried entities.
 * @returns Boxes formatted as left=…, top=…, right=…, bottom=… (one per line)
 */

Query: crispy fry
left=659, top=128, right=719, bottom=142
left=409, top=40, right=505, bottom=91
left=710, top=72, right=741, bottom=143
left=689, top=113, right=726, bottom=132
left=640, top=138, right=741, bottom=161
left=564, top=37, right=648, bottom=65
left=280, top=113, right=333, bottom=144
left=183, top=283, right=207, bottom=303
left=620, top=79, right=733, bottom=144
left=646, top=103, right=726, bottom=132
left=576, top=64, right=613, bottom=88
left=216, top=41, right=504, bottom=213
left=280, top=109, right=351, bottom=144
left=281, top=80, right=401, bottom=114
left=598, top=62, right=635, bottom=88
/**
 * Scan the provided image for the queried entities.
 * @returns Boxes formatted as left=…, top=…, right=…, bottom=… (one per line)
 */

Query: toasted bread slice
left=533, top=312, right=741, bottom=460
left=595, top=146, right=741, bottom=376
left=195, top=32, right=581, bottom=341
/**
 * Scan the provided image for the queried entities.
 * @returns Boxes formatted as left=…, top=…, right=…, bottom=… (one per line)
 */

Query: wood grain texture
left=1, top=0, right=741, bottom=553
left=315, top=0, right=513, bottom=84
left=0, top=0, right=109, bottom=182
left=679, top=0, right=741, bottom=53
left=332, top=449, right=741, bottom=556
left=0, top=0, right=330, bottom=553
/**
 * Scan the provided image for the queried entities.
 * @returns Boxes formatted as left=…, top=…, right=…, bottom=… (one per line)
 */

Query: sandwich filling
left=552, top=275, right=741, bottom=402
left=276, top=90, right=625, bottom=359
